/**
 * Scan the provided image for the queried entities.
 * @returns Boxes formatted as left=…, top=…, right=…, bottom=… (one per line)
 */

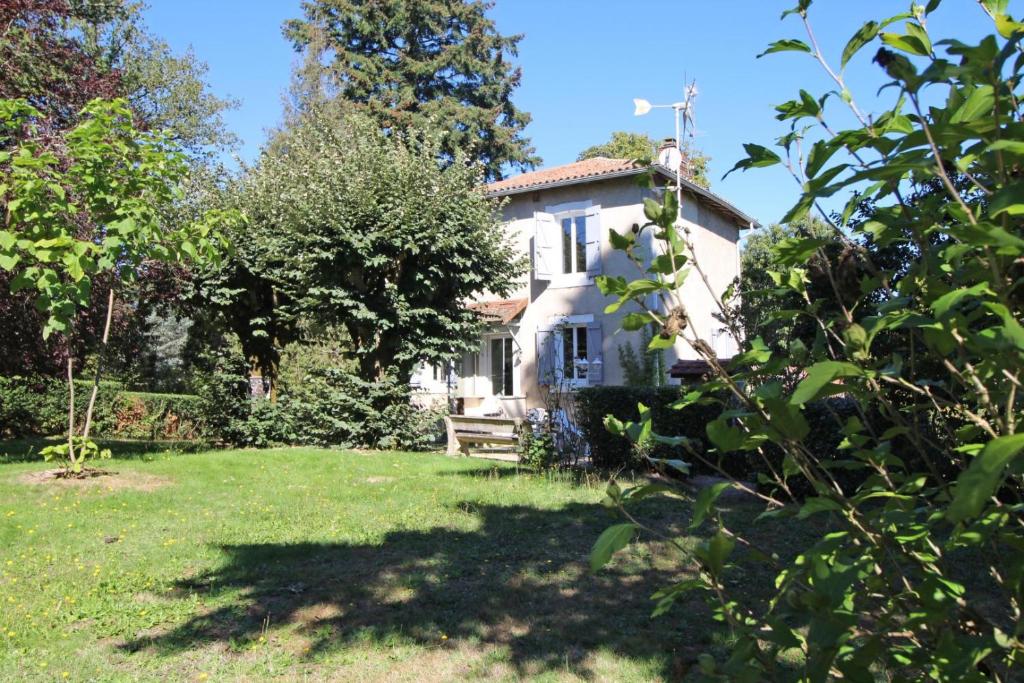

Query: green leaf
left=773, top=237, right=830, bottom=265
left=643, top=198, right=663, bottom=222
left=697, top=531, right=735, bottom=576
left=765, top=398, right=810, bottom=440
left=723, top=144, right=782, bottom=178
left=950, top=85, right=994, bottom=124
left=647, top=333, right=675, bottom=351
left=931, top=283, right=991, bottom=317
left=948, top=435, right=1024, bottom=523
left=790, top=361, right=864, bottom=405
left=757, top=39, right=812, bottom=58
left=842, top=21, right=880, bottom=68
left=995, top=13, right=1024, bottom=38
left=691, top=482, right=733, bottom=529
left=985, top=139, right=1024, bottom=155
left=989, top=182, right=1024, bottom=216
left=706, top=417, right=745, bottom=452
left=880, top=31, right=930, bottom=56
left=590, top=523, right=637, bottom=572
left=797, top=496, right=843, bottom=519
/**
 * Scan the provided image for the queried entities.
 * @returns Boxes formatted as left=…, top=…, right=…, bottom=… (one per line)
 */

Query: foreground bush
left=593, top=3, right=1024, bottom=680
left=195, top=355, right=444, bottom=450
left=577, top=386, right=865, bottom=487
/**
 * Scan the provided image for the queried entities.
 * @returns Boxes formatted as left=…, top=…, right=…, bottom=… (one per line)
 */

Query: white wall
left=462, top=175, right=742, bottom=409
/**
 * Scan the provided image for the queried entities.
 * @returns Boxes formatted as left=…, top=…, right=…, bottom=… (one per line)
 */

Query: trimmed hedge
left=0, top=375, right=205, bottom=440
left=576, top=385, right=721, bottom=471
left=575, top=385, right=860, bottom=488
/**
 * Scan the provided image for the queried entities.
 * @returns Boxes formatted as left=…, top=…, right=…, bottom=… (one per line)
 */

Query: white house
left=410, top=156, right=758, bottom=416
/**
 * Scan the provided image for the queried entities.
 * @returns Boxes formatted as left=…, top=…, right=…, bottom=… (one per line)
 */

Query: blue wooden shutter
left=533, top=212, right=558, bottom=280
left=584, top=205, right=602, bottom=277
left=586, top=322, right=603, bottom=385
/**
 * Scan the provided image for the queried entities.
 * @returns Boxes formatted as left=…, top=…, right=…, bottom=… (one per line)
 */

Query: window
left=461, top=351, right=477, bottom=378
left=560, top=214, right=587, bottom=274
left=490, top=337, right=514, bottom=396
left=561, top=325, right=588, bottom=381
left=533, top=205, right=601, bottom=283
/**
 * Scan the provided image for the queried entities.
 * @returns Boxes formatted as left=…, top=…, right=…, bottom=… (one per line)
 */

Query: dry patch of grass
left=14, top=467, right=171, bottom=492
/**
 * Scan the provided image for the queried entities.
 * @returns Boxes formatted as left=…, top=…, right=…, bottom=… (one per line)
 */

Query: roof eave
left=650, top=164, right=761, bottom=230
left=483, top=166, right=648, bottom=199
left=485, top=164, right=760, bottom=230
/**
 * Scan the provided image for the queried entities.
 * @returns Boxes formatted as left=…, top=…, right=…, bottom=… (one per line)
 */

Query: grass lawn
left=0, top=445, right=782, bottom=682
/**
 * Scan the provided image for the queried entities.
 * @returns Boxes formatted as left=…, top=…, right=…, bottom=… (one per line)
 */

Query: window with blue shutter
left=584, top=205, right=602, bottom=277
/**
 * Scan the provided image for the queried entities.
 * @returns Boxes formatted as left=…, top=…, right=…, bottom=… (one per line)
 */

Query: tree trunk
left=66, top=354, right=76, bottom=467
left=82, top=287, right=115, bottom=441
left=249, top=357, right=266, bottom=400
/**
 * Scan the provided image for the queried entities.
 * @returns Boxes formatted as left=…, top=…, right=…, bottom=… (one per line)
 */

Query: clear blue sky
left=143, top=0, right=996, bottom=227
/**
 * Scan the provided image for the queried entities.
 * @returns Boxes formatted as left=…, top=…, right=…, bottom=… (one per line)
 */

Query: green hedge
left=575, top=385, right=722, bottom=471
left=0, top=376, right=205, bottom=440
left=575, top=385, right=860, bottom=488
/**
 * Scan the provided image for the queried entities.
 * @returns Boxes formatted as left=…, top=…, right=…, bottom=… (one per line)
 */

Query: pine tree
left=283, top=0, right=538, bottom=180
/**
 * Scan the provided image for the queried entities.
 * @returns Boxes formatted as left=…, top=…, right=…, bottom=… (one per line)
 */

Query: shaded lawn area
left=0, top=446, right=801, bottom=681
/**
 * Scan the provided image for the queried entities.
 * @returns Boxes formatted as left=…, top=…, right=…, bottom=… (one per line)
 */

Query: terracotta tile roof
left=467, top=298, right=528, bottom=325
left=484, top=157, right=642, bottom=195
left=483, top=157, right=760, bottom=229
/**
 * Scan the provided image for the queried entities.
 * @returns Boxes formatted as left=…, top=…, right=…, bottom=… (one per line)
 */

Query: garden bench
left=444, top=415, right=523, bottom=460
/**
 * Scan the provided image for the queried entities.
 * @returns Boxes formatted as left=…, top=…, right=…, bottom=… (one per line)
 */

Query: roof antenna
left=635, top=78, right=698, bottom=176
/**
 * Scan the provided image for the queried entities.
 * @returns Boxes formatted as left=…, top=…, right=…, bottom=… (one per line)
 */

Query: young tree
left=0, top=0, right=239, bottom=379
left=594, top=2, right=1024, bottom=679
left=0, top=98, right=236, bottom=473
left=283, top=0, right=538, bottom=180
left=223, top=109, right=522, bottom=390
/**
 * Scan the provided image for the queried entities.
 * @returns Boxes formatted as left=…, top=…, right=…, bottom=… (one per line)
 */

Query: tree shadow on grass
left=122, top=501, right=723, bottom=680
left=438, top=463, right=614, bottom=488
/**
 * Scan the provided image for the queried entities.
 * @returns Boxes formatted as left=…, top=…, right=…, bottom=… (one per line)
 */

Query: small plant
left=617, top=325, right=665, bottom=388
left=518, top=426, right=558, bottom=470
left=40, top=437, right=111, bottom=476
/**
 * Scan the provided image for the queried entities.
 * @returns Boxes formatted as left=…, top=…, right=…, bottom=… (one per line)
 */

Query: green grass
left=0, top=446, right=781, bottom=682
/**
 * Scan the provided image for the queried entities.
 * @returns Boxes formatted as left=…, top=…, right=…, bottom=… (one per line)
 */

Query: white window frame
left=549, top=314, right=594, bottom=388
left=546, top=200, right=594, bottom=289
left=481, top=331, right=520, bottom=397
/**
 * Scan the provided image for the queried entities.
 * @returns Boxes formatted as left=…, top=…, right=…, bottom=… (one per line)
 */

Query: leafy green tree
left=577, top=131, right=657, bottom=162
left=737, top=216, right=834, bottom=349
left=77, top=1, right=240, bottom=156
left=578, top=131, right=711, bottom=188
left=283, top=0, right=538, bottom=180
left=0, top=98, right=236, bottom=472
left=213, top=109, right=522, bottom=391
left=594, top=2, right=1024, bottom=679
left=0, top=0, right=121, bottom=130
